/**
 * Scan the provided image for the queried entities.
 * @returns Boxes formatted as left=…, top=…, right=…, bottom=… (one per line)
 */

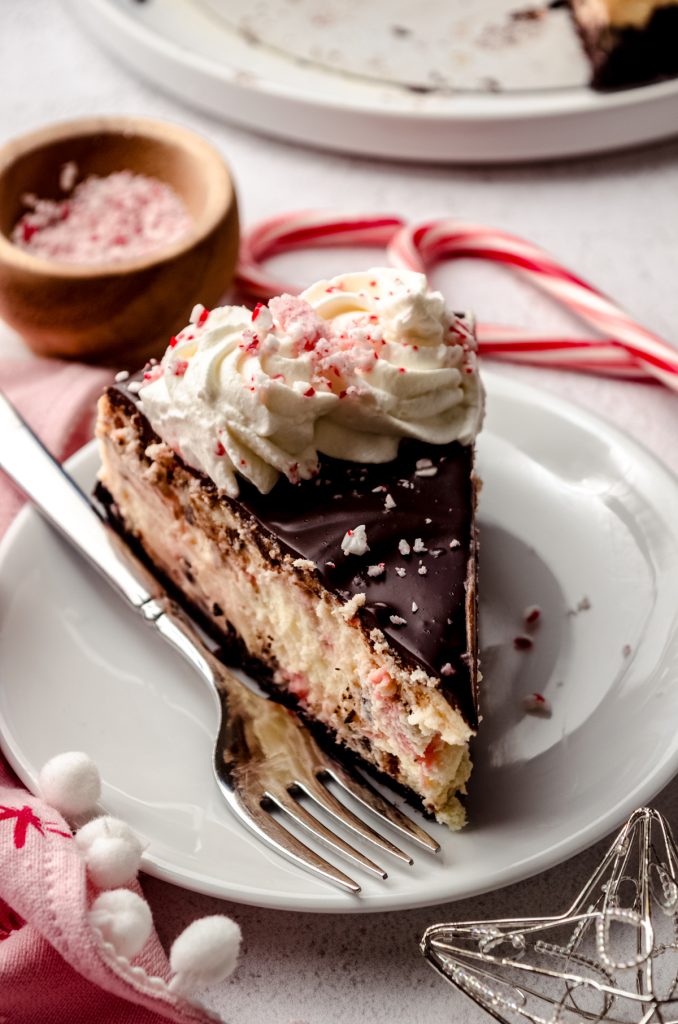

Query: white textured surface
left=1, top=2, right=678, bottom=1020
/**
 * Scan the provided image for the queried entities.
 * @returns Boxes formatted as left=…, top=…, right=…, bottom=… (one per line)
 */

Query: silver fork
left=0, top=392, right=439, bottom=893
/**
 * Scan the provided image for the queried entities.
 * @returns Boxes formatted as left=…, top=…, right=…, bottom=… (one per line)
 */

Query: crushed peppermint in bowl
left=12, top=170, right=193, bottom=265
left=0, top=116, right=238, bottom=363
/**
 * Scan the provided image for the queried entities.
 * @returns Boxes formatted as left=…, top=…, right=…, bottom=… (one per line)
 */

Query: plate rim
left=2, top=369, right=678, bottom=913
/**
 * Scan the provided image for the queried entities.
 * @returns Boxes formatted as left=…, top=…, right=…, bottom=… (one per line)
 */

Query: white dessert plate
left=72, top=0, right=678, bottom=162
left=1, top=370, right=678, bottom=913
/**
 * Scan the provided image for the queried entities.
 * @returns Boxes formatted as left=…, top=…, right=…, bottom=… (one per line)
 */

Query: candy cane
left=389, top=221, right=677, bottom=387
left=237, top=211, right=404, bottom=300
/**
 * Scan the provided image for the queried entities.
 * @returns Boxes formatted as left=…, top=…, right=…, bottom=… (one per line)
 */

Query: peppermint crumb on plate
left=384, top=493, right=396, bottom=510
left=411, top=601, right=418, bottom=613
left=398, top=539, right=411, bottom=556
left=395, top=567, right=406, bottom=578
left=440, top=663, right=455, bottom=676
left=418, top=565, right=428, bottom=576
left=524, top=604, right=541, bottom=625
left=522, top=692, right=552, bottom=717
left=114, top=369, right=130, bottom=383
left=449, top=539, right=460, bottom=549
left=389, top=615, right=407, bottom=626
left=413, top=538, right=426, bottom=553
left=367, top=563, right=386, bottom=577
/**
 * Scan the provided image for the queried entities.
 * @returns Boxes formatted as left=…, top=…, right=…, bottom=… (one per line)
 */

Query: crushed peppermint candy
left=325, top=561, right=336, bottom=568
left=449, top=539, right=460, bottom=549
left=522, top=692, right=552, bottom=717
left=12, top=170, right=192, bottom=264
left=114, top=369, right=130, bottom=382
left=411, top=601, right=418, bottom=613
left=389, top=615, right=407, bottom=626
left=440, top=663, right=455, bottom=676
left=395, top=567, right=406, bottom=578
left=398, top=539, right=411, bottom=556
left=367, top=563, right=386, bottom=577
left=127, top=380, right=142, bottom=394
left=416, top=458, right=433, bottom=471
left=372, top=485, right=387, bottom=493
left=384, top=493, right=396, bottom=510
left=524, top=604, right=541, bottom=625
left=413, top=538, right=426, bottom=553
left=341, top=525, right=369, bottom=556
left=418, top=565, right=428, bottom=575
left=425, top=517, right=432, bottom=524
left=415, top=465, right=438, bottom=478
left=514, top=634, right=533, bottom=650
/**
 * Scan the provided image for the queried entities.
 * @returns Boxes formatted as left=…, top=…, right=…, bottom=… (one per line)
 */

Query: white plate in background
left=1, top=371, right=678, bottom=912
left=73, top=0, right=678, bottom=162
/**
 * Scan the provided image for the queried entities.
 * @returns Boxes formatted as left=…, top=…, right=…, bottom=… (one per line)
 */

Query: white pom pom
left=88, top=889, right=152, bottom=960
left=38, top=752, right=101, bottom=818
left=84, top=836, right=143, bottom=888
left=169, top=916, right=241, bottom=994
left=76, top=815, right=143, bottom=855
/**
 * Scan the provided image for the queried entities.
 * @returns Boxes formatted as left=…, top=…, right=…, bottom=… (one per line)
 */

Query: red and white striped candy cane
left=237, top=211, right=404, bottom=300
left=389, top=220, right=678, bottom=388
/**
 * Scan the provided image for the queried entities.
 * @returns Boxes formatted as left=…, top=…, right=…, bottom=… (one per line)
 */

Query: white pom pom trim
left=169, top=915, right=241, bottom=994
left=85, top=835, right=143, bottom=888
left=89, top=888, right=152, bottom=960
left=75, top=815, right=142, bottom=855
left=38, top=751, right=101, bottom=818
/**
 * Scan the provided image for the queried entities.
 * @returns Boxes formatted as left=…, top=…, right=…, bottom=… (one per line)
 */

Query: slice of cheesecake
left=95, top=270, right=483, bottom=828
left=571, top=0, right=678, bottom=88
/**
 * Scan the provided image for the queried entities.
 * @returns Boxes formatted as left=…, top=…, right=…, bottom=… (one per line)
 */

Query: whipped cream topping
left=139, top=269, right=484, bottom=497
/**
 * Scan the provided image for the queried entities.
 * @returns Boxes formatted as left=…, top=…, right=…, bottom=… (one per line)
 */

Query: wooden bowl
left=0, top=116, right=239, bottom=365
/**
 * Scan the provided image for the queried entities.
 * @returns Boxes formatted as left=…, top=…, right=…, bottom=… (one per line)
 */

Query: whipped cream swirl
left=139, top=269, right=484, bottom=497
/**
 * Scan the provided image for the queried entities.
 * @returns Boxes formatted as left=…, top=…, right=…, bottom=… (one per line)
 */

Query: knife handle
left=0, top=390, right=158, bottom=610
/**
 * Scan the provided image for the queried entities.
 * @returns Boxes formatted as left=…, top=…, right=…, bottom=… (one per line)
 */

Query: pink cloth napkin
left=0, top=359, right=221, bottom=1024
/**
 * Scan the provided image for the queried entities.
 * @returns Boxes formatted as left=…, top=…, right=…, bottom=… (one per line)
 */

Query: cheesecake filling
left=97, top=398, right=472, bottom=827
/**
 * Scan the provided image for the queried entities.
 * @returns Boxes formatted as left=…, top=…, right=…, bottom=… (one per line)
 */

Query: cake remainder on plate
left=96, top=269, right=484, bottom=828
left=570, top=0, right=678, bottom=88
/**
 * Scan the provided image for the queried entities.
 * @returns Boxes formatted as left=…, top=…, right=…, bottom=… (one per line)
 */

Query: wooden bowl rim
left=0, top=115, right=236, bottom=281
